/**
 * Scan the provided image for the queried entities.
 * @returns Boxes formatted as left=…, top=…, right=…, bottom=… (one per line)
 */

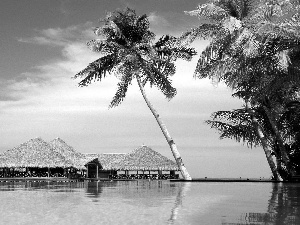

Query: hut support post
left=86, top=165, right=89, bottom=178
left=48, top=167, right=50, bottom=178
left=170, top=170, right=175, bottom=179
left=96, top=164, right=99, bottom=179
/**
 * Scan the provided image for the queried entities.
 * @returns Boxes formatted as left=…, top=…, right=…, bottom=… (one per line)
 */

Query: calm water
left=0, top=180, right=299, bottom=225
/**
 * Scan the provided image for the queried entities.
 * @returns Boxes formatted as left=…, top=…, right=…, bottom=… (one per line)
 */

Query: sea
left=0, top=180, right=299, bottom=225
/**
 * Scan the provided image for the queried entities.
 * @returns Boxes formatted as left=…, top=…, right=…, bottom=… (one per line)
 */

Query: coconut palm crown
left=74, top=8, right=195, bottom=107
left=74, top=8, right=196, bottom=180
left=183, top=0, right=300, bottom=99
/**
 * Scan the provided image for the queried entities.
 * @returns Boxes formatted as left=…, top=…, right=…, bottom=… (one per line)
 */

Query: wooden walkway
left=0, top=177, right=83, bottom=182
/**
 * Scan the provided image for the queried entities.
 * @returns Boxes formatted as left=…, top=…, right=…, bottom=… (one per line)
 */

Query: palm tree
left=206, top=104, right=282, bottom=180
left=279, top=100, right=300, bottom=174
left=183, top=0, right=300, bottom=180
left=74, top=8, right=196, bottom=180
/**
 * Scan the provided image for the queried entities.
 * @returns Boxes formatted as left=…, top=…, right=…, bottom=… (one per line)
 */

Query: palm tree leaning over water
left=74, top=8, right=196, bottom=180
left=183, top=0, right=300, bottom=180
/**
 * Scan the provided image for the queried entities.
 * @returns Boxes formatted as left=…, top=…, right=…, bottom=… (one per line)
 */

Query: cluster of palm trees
left=74, top=0, right=300, bottom=181
left=185, top=0, right=300, bottom=181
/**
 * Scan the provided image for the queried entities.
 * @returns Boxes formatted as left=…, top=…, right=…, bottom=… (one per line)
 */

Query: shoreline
left=170, top=178, right=275, bottom=182
left=0, top=177, right=287, bottom=182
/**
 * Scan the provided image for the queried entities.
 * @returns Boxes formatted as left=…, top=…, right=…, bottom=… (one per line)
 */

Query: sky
left=0, top=0, right=271, bottom=179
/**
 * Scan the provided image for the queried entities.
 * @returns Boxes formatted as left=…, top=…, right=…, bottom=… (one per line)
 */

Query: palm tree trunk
left=262, top=105, right=293, bottom=179
left=246, top=101, right=282, bottom=181
left=136, top=75, right=192, bottom=180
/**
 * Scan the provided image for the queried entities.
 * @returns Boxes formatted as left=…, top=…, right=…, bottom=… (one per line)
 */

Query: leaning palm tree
left=74, top=8, right=195, bottom=180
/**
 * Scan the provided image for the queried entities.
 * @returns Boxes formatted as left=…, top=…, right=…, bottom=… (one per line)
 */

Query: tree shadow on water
left=222, top=183, right=300, bottom=225
left=168, top=182, right=191, bottom=224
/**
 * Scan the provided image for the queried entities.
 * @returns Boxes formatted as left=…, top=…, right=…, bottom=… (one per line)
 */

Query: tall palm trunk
left=246, top=101, right=282, bottom=181
left=262, top=105, right=293, bottom=179
left=136, top=75, right=192, bottom=180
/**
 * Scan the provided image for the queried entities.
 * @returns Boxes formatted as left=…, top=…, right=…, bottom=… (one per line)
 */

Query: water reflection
left=85, top=181, right=118, bottom=198
left=222, top=183, right=300, bottom=225
left=168, top=182, right=191, bottom=223
left=0, top=181, right=85, bottom=192
left=84, top=180, right=179, bottom=206
left=3, top=180, right=300, bottom=224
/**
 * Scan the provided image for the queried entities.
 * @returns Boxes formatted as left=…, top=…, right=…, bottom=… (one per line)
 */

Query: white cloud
left=148, top=11, right=170, bottom=27
left=18, top=22, right=95, bottom=47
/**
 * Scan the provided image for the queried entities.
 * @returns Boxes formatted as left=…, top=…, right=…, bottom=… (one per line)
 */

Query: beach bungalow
left=0, top=137, right=84, bottom=178
left=84, top=153, right=126, bottom=179
left=111, top=145, right=180, bottom=179
left=49, top=137, right=87, bottom=177
left=84, top=146, right=180, bottom=179
left=0, top=138, right=180, bottom=180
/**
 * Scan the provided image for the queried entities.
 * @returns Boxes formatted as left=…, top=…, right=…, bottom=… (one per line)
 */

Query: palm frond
left=185, top=3, right=228, bottom=23
left=215, top=0, right=255, bottom=20
left=73, top=54, right=118, bottom=86
left=87, top=39, right=121, bottom=54
left=209, top=121, right=260, bottom=147
left=109, top=70, right=133, bottom=108
left=141, top=61, right=177, bottom=99
left=206, top=119, right=260, bottom=147
left=207, top=106, right=274, bottom=147
left=154, top=35, right=197, bottom=61
left=180, top=24, right=223, bottom=47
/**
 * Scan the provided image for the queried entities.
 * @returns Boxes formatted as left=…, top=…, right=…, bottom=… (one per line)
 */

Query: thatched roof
left=0, top=137, right=73, bottom=168
left=99, top=153, right=126, bottom=170
left=84, top=153, right=100, bottom=161
left=109, top=146, right=179, bottom=171
left=49, top=138, right=86, bottom=169
left=0, top=138, right=179, bottom=171
left=83, top=153, right=126, bottom=170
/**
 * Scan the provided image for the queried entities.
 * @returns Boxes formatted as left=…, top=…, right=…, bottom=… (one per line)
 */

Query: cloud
left=148, top=11, right=170, bottom=27
left=18, top=22, right=95, bottom=47
left=1, top=23, right=106, bottom=110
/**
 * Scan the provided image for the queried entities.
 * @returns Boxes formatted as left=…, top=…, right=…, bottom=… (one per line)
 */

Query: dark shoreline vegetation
left=182, top=0, right=300, bottom=181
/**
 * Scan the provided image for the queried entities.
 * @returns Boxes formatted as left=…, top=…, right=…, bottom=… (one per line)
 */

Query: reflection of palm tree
left=222, top=183, right=300, bottom=225
left=168, top=182, right=191, bottom=224
left=269, top=183, right=300, bottom=225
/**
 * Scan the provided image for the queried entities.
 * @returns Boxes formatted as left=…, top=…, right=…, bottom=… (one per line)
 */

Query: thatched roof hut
left=0, top=137, right=73, bottom=168
left=49, top=138, right=86, bottom=169
left=109, top=146, right=179, bottom=171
